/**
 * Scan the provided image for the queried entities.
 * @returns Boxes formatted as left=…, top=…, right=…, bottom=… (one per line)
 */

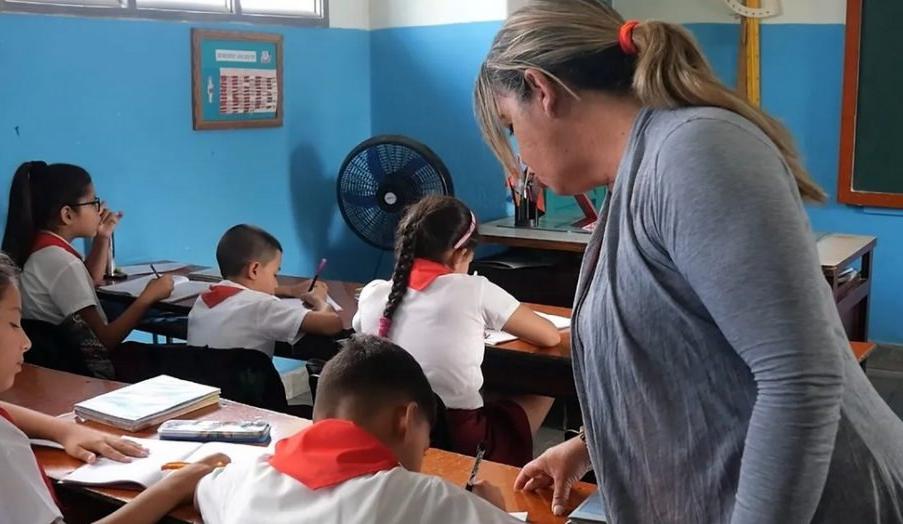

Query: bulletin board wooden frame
left=191, top=29, right=284, bottom=130
left=837, top=0, right=903, bottom=208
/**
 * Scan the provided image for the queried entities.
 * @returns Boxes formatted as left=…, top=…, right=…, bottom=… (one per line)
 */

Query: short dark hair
left=314, top=335, right=437, bottom=427
left=216, top=224, right=283, bottom=279
left=0, top=252, right=19, bottom=298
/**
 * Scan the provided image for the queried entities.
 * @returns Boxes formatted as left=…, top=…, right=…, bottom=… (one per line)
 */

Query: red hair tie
left=619, top=20, right=640, bottom=55
left=378, top=317, right=392, bottom=338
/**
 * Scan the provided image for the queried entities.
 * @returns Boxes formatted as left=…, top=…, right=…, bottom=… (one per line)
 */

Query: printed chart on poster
left=191, top=29, right=283, bottom=130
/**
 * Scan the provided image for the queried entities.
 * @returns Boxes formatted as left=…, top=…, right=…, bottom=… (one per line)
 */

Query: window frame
left=0, top=0, right=328, bottom=28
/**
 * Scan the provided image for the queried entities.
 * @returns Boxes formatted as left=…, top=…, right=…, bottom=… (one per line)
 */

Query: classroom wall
left=369, top=0, right=903, bottom=344
left=0, top=7, right=381, bottom=283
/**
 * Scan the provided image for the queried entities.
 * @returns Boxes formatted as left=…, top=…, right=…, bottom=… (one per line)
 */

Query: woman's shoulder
left=648, top=106, right=775, bottom=154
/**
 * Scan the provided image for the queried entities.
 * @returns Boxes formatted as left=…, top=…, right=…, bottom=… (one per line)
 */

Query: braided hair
left=378, top=196, right=479, bottom=337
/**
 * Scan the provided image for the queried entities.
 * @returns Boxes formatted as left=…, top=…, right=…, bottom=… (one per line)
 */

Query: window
left=136, top=0, right=230, bottom=13
left=0, top=0, right=327, bottom=25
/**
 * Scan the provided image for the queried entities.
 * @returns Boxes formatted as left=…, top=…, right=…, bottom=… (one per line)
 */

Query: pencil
left=464, top=443, right=486, bottom=492
left=161, top=461, right=227, bottom=471
left=308, top=258, right=327, bottom=292
left=149, top=263, right=161, bottom=279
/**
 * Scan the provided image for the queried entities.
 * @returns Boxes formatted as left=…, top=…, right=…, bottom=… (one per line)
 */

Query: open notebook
left=99, top=275, right=211, bottom=304
left=568, top=489, right=607, bottom=523
left=55, top=437, right=273, bottom=489
left=484, top=311, right=571, bottom=345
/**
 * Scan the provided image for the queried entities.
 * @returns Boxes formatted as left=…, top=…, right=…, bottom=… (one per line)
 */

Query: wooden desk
left=479, top=217, right=590, bottom=253
left=1, top=365, right=593, bottom=524
left=97, top=265, right=361, bottom=331
left=479, top=228, right=877, bottom=341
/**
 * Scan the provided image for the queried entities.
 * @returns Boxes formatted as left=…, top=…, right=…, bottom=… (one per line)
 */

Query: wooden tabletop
left=816, top=233, right=877, bottom=275
left=2, top=365, right=593, bottom=524
left=97, top=264, right=361, bottom=331
left=478, top=217, right=590, bottom=253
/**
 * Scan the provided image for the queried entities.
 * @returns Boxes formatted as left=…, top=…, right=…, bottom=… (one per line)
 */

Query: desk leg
left=859, top=250, right=873, bottom=341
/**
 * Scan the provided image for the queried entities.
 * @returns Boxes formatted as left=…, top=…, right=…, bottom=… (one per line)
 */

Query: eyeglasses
left=68, top=198, right=102, bottom=212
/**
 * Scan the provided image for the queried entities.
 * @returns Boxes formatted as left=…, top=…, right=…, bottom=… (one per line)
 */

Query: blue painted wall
left=370, top=21, right=903, bottom=343
left=0, top=13, right=380, bottom=283
left=3, top=13, right=899, bottom=341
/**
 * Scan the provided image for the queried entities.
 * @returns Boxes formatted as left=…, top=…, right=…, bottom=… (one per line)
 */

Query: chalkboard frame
left=838, top=0, right=903, bottom=208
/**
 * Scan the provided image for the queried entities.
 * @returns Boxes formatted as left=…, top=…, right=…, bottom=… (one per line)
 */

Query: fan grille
left=338, top=137, right=453, bottom=250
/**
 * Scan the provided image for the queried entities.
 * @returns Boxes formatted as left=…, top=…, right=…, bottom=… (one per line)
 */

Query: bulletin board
left=191, top=29, right=283, bottom=130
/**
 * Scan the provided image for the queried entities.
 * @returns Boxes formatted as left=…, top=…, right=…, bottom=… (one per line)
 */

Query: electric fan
left=337, top=135, right=454, bottom=250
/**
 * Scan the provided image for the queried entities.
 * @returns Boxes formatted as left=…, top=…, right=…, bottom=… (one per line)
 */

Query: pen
left=161, top=461, right=228, bottom=471
left=150, top=263, right=161, bottom=279
left=464, top=443, right=486, bottom=492
left=308, top=258, right=327, bottom=292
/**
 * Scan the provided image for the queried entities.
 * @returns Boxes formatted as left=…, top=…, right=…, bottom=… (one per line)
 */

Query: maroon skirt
left=446, top=399, right=533, bottom=467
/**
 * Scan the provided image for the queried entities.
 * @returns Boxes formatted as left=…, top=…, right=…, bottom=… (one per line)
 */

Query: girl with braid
left=353, top=195, right=561, bottom=466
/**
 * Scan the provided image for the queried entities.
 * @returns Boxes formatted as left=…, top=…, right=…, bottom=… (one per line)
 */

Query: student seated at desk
left=2, top=162, right=174, bottom=378
left=196, top=334, right=520, bottom=524
left=188, top=224, right=342, bottom=356
left=353, top=196, right=560, bottom=467
left=0, top=252, right=226, bottom=524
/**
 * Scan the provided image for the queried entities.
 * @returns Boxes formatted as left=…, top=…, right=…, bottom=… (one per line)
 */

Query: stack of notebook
left=74, top=375, right=221, bottom=431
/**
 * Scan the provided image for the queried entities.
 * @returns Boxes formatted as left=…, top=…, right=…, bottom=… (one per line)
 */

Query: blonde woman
left=476, top=1, right=903, bottom=522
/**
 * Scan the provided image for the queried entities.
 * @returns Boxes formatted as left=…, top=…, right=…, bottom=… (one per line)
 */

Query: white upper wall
left=330, top=0, right=371, bottom=29
left=369, top=0, right=507, bottom=29
left=612, top=0, right=846, bottom=25
left=330, top=0, right=848, bottom=30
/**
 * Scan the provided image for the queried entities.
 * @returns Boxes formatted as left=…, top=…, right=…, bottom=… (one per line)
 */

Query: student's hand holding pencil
left=157, top=453, right=231, bottom=505
left=137, top=274, right=174, bottom=304
left=470, top=480, right=506, bottom=510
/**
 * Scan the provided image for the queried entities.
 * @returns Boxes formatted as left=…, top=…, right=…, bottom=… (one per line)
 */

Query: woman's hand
left=58, top=423, right=148, bottom=464
left=96, top=206, right=124, bottom=239
left=514, top=436, right=592, bottom=516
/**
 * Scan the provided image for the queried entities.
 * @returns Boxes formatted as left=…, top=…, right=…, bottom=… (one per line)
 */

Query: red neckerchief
left=30, top=231, right=82, bottom=260
left=268, top=419, right=399, bottom=490
left=200, top=284, right=243, bottom=308
left=0, top=406, right=60, bottom=505
left=408, top=258, right=453, bottom=291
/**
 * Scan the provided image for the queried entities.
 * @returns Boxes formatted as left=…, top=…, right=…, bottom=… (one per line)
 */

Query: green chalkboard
left=838, top=0, right=903, bottom=207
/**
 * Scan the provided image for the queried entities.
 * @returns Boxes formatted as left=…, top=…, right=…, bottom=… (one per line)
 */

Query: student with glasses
left=1, top=162, right=174, bottom=378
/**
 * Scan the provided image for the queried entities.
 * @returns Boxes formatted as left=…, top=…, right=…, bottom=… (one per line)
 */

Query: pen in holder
left=510, top=165, right=542, bottom=227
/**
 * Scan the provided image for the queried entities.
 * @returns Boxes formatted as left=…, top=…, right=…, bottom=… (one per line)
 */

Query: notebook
left=187, top=267, right=222, bottom=282
left=74, top=375, right=221, bottom=431
left=567, top=489, right=607, bottom=523
left=99, top=275, right=211, bottom=304
left=56, top=437, right=273, bottom=489
left=116, top=263, right=189, bottom=277
left=484, top=312, right=571, bottom=345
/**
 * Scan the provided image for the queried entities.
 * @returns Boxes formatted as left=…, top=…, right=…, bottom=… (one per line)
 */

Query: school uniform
left=21, top=231, right=106, bottom=325
left=352, top=259, right=532, bottom=466
left=196, top=419, right=519, bottom=524
left=187, top=280, right=309, bottom=357
left=21, top=231, right=113, bottom=378
left=0, top=407, right=63, bottom=524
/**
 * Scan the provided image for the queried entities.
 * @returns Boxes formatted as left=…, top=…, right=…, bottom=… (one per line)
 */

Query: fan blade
left=342, top=193, right=378, bottom=207
left=366, top=147, right=387, bottom=183
left=395, top=155, right=428, bottom=183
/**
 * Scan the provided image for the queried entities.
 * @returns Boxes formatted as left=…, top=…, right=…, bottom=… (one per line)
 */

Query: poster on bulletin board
left=191, top=29, right=283, bottom=130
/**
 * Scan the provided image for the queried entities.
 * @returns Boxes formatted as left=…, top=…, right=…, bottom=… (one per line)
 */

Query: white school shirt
left=0, top=416, right=63, bottom=524
left=352, top=274, right=520, bottom=410
left=196, top=456, right=520, bottom=524
left=187, top=280, right=309, bottom=357
left=21, top=237, right=107, bottom=325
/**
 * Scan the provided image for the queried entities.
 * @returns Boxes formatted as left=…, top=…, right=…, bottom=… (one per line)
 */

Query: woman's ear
left=523, top=68, right=560, bottom=117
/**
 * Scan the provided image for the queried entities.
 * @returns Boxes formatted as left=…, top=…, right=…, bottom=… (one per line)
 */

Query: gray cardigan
left=571, top=107, right=903, bottom=523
